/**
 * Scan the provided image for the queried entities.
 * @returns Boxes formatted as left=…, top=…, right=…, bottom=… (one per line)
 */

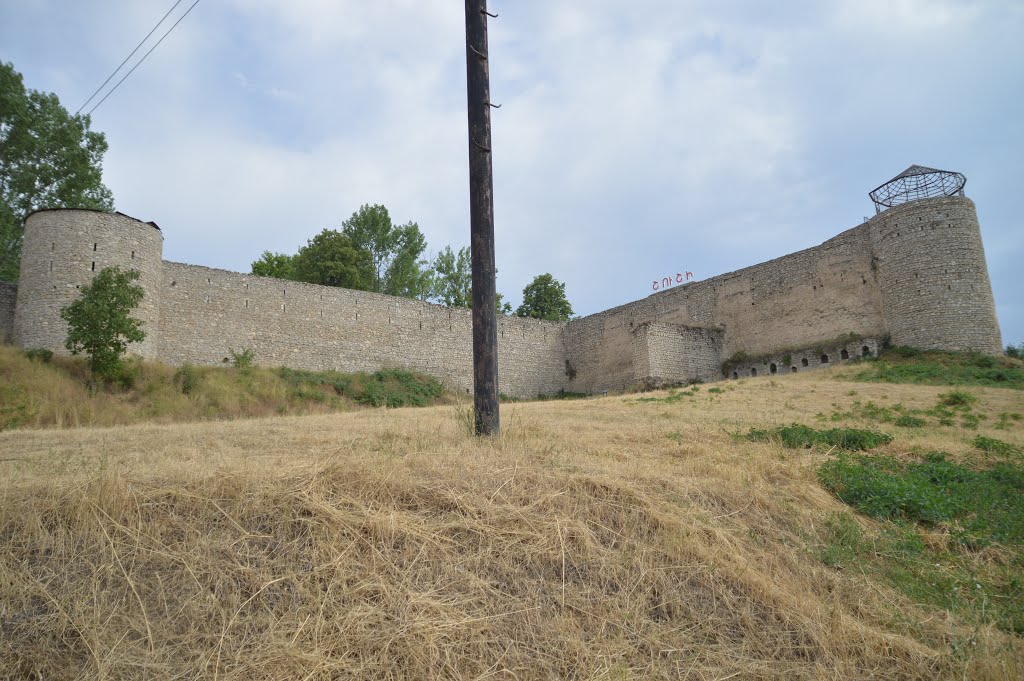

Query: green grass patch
left=0, top=344, right=450, bottom=429
left=850, top=347, right=1024, bottom=389
left=893, top=414, right=926, bottom=428
left=937, top=389, right=978, bottom=408
left=537, top=389, right=589, bottom=401
left=277, top=367, right=445, bottom=408
left=973, top=435, right=1022, bottom=458
left=819, top=512, right=1024, bottom=635
left=747, top=424, right=892, bottom=450
left=636, top=385, right=701, bottom=405
left=825, top=390, right=994, bottom=432
left=818, top=451, right=1024, bottom=633
left=819, top=452, right=1024, bottom=546
left=0, top=381, right=36, bottom=431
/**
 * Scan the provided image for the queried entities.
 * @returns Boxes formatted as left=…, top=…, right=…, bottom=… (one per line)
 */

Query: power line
left=85, top=0, right=203, bottom=117
left=76, top=0, right=186, bottom=114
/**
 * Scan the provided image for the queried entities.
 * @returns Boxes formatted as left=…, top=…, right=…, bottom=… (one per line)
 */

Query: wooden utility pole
left=464, top=0, right=499, bottom=436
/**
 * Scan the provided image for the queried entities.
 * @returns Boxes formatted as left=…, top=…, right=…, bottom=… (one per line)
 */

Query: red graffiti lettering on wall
left=652, top=271, right=694, bottom=291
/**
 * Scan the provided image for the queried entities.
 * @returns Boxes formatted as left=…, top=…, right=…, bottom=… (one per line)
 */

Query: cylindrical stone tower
left=868, top=168, right=1001, bottom=353
left=13, top=209, right=164, bottom=359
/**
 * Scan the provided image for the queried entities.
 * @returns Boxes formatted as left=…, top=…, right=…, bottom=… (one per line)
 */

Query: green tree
left=291, top=229, right=374, bottom=289
left=60, top=266, right=145, bottom=382
left=429, top=244, right=513, bottom=315
left=250, top=251, right=295, bottom=279
left=430, top=245, right=472, bottom=308
left=1, top=61, right=113, bottom=281
left=496, top=292, right=512, bottom=316
left=340, top=204, right=431, bottom=298
left=515, top=273, right=574, bottom=321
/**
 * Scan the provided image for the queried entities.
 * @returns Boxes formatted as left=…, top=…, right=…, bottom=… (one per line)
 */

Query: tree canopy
left=250, top=251, right=294, bottom=280
left=1, top=61, right=113, bottom=281
left=430, top=246, right=472, bottom=308
left=340, top=204, right=431, bottom=299
left=291, top=229, right=374, bottom=290
left=245, top=205, right=521, bottom=313
left=429, top=245, right=512, bottom=315
left=516, top=273, right=574, bottom=321
left=60, top=266, right=145, bottom=382
left=248, top=205, right=435, bottom=300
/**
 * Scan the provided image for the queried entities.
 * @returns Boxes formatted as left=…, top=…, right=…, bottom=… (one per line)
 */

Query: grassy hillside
left=0, top=344, right=450, bottom=430
left=0, top=352, right=1023, bottom=678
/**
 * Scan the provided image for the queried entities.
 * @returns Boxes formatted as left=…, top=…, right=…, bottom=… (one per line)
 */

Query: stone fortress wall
left=562, top=195, right=1002, bottom=393
left=2, top=192, right=1003, bottom=397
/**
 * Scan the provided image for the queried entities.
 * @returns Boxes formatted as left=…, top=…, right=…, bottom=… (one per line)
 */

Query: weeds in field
left=973, top=435, right=1022, bottom=458
left=824, top=388, right=1001, bottom=432
left=747, top=424, right=892, bottom=450
left=818, top=451, right=1024, bottom=634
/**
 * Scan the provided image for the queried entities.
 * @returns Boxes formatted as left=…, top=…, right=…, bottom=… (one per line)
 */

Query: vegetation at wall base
left=0, top=345, right=450, bottom=429
left=277, top=366, right=445, bottom=408
left=851, top=347, right=1024, bottom=389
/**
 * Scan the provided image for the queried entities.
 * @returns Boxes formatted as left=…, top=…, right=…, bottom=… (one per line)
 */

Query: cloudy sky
left=3, top=0, right=1022, bottom=344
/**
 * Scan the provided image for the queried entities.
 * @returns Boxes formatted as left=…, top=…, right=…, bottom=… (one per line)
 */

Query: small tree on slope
left=60, top=266, right=145, bottom=384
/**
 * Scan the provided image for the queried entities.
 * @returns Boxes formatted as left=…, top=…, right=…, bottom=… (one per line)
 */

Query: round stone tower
left=868, top=166, right=1002, bottom=354
left=13, top=209, right=164, bottom=359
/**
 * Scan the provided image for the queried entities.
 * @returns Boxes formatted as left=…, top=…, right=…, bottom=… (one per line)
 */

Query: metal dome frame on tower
left=868, top=165, right=966, bottom=214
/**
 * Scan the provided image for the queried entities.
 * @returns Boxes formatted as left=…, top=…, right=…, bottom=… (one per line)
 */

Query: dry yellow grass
left=1, top=368, right=1022, bottom=679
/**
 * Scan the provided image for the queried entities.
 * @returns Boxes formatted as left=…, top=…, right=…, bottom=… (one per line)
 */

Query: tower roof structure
left=869, top=165, right=966, bottom=213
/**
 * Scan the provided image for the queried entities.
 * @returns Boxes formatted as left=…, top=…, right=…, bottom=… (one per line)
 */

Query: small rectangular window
left=93, top=243, right=97, bottom=251
left=131, top=251, right=135, bottom=259
left=91, top=261, right=95, bottom=271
